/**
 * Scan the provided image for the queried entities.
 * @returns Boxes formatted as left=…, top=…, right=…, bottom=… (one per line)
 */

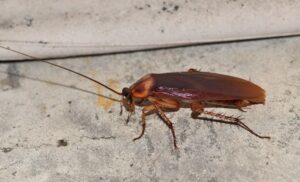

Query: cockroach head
left=122, top=87, right=130, bottom=98
left=121, top=87, right=134, bottom=112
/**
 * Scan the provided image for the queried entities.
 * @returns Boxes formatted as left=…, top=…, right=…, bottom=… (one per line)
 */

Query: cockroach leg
left=190, top=102, right=204, bottom=118
left=148, top=97, right=180, bottom=148
left=238, top=107, right=247, bottom=112
left=120, top=102, right=123, bottom=116
left=126, top=111, right=133, bottom=124
left=133, top=97, right=180, bottom=148
left=234, top=100, right=251, bottom=112
left=202, top=111, right=270, bottom=139
left=153, top=104, right=178, bottom=149
left=190, top=102, right=270, bottom=139
left=132, top=105, right=156, bottom=141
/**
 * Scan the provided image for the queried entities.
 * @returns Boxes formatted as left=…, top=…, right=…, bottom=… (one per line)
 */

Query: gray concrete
left=0, top=37, right=299, bottom=181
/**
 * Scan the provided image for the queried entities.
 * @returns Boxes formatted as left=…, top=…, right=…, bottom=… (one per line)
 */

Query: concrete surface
left=0, top=37, right=300, bottom=182
left=1, top=0, right=300, bottom=60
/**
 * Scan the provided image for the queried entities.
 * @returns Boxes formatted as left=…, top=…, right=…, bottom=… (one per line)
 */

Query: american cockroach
left=0, top=46, right=270, bottom=149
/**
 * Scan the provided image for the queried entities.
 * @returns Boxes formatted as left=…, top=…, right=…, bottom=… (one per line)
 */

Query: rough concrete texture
left=0, top=37, right=299, bottom=181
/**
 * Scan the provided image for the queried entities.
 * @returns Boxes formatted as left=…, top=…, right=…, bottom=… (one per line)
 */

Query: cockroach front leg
left=126, top=112, right=133, bottom=124
left=120, top=102, right=123, bottom=116
left=133, top=105, right=156, bottom=141
left=190, top=102, right=270, bottom=139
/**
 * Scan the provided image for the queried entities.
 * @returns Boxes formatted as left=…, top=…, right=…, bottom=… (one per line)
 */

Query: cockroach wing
left=149, top=72, right=265, bottom=103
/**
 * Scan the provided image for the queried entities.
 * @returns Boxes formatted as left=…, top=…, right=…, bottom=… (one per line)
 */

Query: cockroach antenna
left=0, top=45, right=122, bottom=96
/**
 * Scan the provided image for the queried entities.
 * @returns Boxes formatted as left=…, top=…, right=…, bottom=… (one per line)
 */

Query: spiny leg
left=202, top=111, right=270, bottom=139
left=190, top=102, right=270, bottom=139
left=153, top=104, right=178, bottom=149
left=132, top=105, right=156, bottom=141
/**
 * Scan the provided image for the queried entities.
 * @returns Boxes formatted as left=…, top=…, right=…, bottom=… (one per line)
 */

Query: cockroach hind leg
left=202, top=111, right=271, bottom=139
left=191, top=112, right=199, bottom=119
left=236, top=119, right=271, bottom=139
left=190, top=102, right=204, bottom=119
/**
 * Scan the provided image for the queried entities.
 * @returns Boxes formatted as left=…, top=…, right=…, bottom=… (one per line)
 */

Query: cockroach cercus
left=1, top=46, right=270, bottom=149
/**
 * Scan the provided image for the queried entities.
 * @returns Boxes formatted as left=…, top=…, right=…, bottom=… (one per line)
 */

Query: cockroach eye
left=122, top=87, right=130, bottom=97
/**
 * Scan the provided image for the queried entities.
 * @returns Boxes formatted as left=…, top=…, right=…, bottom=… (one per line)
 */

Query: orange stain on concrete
left=96, top=79, right=119, bottom=110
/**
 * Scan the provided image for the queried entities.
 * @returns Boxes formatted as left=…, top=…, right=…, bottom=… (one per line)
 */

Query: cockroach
left=0, top=46, right=270, bottom=149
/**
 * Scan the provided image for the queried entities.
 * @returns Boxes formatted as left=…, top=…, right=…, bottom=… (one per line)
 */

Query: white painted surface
left=1, top=0, right=300, bottom=60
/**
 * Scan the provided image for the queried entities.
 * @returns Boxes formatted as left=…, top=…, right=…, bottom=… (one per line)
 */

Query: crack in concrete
left=0, top=161, right=22, bottom=171
left=81, top=135, right=116, bottom=140
left=6, top=64, right=20, bottom=89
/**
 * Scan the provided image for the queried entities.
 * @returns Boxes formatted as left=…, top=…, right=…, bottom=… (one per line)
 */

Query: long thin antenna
left=0, top=45, right=122, bottom=95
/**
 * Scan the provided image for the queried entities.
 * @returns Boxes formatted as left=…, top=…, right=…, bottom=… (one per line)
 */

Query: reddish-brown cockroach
left=1, top=46, right=270, bottom=149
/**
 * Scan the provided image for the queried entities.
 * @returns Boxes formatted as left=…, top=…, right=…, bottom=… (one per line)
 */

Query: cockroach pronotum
left=0, top=46, right=270, bottom=149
